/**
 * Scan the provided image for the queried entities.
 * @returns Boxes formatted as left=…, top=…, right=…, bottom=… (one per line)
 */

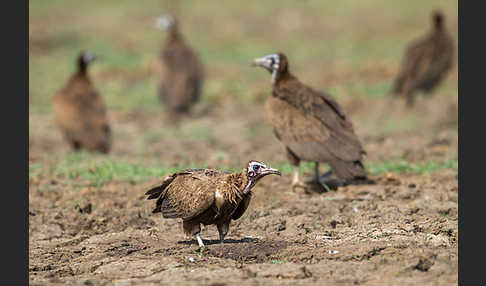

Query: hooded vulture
left=154, top=15, right=203, bottom=118
left=145, top=160, right=281, bottom=248
left=392, top=10, right=455, bottom=106
left=252, top=53, right=367, bottom=189
left=52, top=51, right=111, bottom=153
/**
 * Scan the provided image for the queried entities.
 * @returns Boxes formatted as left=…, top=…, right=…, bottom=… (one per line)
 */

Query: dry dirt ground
left=29, top=93, right=458, bottom=285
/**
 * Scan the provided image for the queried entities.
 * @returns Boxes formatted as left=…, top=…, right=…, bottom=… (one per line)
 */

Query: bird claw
left=301, top=180, right=329, bottom=193
left=198, top=246, right=206, bottom=256
left=291, top=180, right=308, bottom=192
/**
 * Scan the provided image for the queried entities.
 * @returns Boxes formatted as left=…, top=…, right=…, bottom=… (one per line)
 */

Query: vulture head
left=432, top=10, right=444, bottom=30
left=252, top=53, right=289, bottom=85
left=77, top=51, right=97, bottom=73
left=242, top=160, right=281, bottom=194
left=155, top=14, right=178, bottom=33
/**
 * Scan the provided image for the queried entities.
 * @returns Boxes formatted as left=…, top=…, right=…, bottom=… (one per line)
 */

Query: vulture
left=144, top=160, right=281, bottom=248
left=154, top=15, right=203, bottom=117
left=392, top=10, right=454, bottom=106
left=52, top=51, right=111, bottom=153
left=252, top=53, right=367, bottom=189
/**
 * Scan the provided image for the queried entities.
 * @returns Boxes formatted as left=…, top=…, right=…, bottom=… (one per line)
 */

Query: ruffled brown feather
left=144, top=168, right=249, bottom=221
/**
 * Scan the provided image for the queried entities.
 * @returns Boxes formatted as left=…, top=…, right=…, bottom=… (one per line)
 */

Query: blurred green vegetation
left=29, top=150, right=457, bottom=187
left=29, top=0, right=457, bottom=113
left=366, top=158, right=457, bottom=175
left=29, top=151, right=207, bottom=186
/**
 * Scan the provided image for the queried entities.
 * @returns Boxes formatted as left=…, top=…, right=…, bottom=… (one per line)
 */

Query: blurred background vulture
left=253, top=53, right=368, bottom=190
left=392, top=10, right=454, bottom=107
left=145, top=161, right=281, bottom=248
left=52, top=51, right=112, bottom=153
left=154, top=14, right=203, bottom=120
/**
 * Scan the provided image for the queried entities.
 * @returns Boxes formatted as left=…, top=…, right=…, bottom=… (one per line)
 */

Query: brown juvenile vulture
left=392, top=10, right=454, bottom=106
left=154, top=15, right=203, bottom=117
left=252, top=53, right=367, bottom=189
left=52, top=51, right=111, bottom=153
left=144, top=160, right=281, bottom=248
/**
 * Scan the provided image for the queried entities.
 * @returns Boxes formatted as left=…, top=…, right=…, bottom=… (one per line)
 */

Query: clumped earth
left=29, top=97, right=457, bottom=286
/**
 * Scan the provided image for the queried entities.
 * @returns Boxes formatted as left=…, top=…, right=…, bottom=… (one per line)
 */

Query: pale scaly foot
left=291, top=169, right=308, bottom=191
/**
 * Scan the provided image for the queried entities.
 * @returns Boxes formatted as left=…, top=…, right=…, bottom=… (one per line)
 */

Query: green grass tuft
left=268, top=259, right=289, bottom=264
left=367, top=159, right=457, bottom=175
left=29, top=151, right=206, bottom=187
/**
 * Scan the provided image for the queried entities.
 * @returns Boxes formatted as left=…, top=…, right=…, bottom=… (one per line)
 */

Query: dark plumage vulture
left=52, top=51, right=111, bottom=153
left=154, top=15, right=203, bottom=117
left=144, top=161, right=281, bottom=248
left=392, top=10, right=454, bottom=106
left=252, top=53, right=367, bottom=189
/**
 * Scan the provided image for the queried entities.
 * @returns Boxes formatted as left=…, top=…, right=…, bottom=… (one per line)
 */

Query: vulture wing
left=419, top=34, right=454, bottom=91
left=393, top=37, right=428, bottom=93
left=146, top=169, right=230, bottom=220
left=267, top=84, right=364, bottom=163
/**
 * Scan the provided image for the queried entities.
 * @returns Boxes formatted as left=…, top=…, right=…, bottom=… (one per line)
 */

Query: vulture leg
left=184, top=220, right=205, bottom=247
left=286, top=148, right=306, bottom=189
left=312, top=162, right=320, bottom=182
left=291, top=169, right=307, bottom=190
left=406, top=92, right=416, bottom=108
left=217, top=221, right=230, bottom=244
left=309, top=162, right=334, bottom=192
left=195, top=233, right=205, bottom=248
left=402, top=80, right=416, bottom=108
left=292, top=169, right=300, bottom=185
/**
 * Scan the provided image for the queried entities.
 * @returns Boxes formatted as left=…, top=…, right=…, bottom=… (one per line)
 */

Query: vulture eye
left=253, top=165, right=260, bottom=172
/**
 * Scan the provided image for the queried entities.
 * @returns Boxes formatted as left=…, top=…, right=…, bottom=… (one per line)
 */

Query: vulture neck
left=76, top=61, right=89, bottom=77
left=434, top=24, right=444, bottom=33
left=273, top=72, right=298, bottom=90
left=229, top=169, right=251, bottom=196
left=73, top=66, right=91, bottom=86
left=166, top=29, right=183, bottom=45
left=433, top=17, right=445, bottom=33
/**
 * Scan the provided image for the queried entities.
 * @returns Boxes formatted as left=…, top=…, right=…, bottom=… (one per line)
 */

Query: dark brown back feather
left=145, top=169, right=231, bottom=218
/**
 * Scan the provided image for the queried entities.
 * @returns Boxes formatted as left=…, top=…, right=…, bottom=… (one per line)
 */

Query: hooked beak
left=252, top=57, right=272, bottom=69
left=261, top=167, right=281, bottom=177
